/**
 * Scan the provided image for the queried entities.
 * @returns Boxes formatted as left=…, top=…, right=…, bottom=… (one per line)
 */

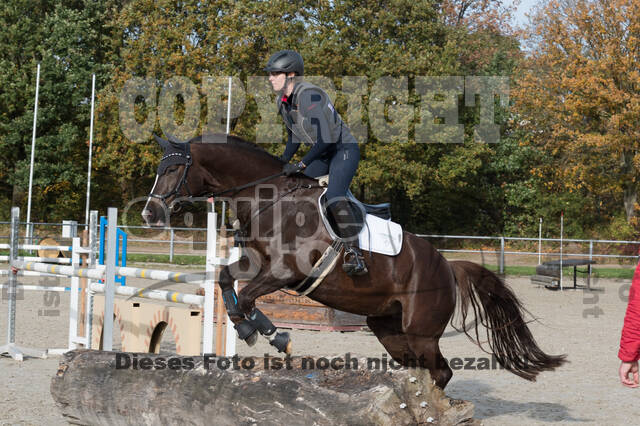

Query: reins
left=237, top=180, right=322, bottom=234
left=206, top=171, right=287, bottom=198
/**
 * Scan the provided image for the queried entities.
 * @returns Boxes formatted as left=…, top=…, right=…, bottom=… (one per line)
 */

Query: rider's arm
left=299, top=90, right=334, bottom=166
left=281, top=130, right=300, bottom=162
left=620, top=255, right=640, bottom=362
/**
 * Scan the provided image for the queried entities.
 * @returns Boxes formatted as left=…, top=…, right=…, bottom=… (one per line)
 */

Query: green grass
left=483, top=264, right=635, bottom=279
left=127, top=253, right=206, bottom=265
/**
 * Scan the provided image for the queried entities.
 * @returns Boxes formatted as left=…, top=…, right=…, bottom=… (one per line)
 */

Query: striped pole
left=89, top=282, right=204, bottom=306
left=13, top=261, right=208, bottom=284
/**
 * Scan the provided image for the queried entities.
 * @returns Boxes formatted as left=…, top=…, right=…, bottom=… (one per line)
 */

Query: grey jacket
left=278, top=81, right=357, bottom=165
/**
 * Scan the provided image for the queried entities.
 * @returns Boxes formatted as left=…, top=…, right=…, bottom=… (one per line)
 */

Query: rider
left=264, top=49, right=367, bottom=276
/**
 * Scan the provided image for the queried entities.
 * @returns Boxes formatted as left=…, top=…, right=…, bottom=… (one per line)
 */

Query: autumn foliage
left=515, top=0, right=640, bottom=227
left=1, top=0, right=638, bottom=239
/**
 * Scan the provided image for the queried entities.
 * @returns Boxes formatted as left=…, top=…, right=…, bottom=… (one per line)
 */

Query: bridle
left=147, top=151, right=193, bottom=213
left=148, top=145, right=321, bottom=221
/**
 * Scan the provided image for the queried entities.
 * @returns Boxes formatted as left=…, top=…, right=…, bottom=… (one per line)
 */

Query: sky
left=506, top=0, right=541, bottom=27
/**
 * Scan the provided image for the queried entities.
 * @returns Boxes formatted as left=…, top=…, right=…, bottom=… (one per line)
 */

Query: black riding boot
left=328, top=200, right=368, bottom=276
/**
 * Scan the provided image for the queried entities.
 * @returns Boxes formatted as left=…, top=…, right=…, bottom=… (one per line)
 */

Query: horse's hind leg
left=369, top=313, right=453, bottom=389
left=405, top=334, right=452, bottom=389
left=367, top=313, right=417, bottom=366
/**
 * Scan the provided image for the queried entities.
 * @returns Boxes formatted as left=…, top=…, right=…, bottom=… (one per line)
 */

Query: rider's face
left=268, top=72, right=286, bottom=92
left=269, top=72, right=295, bottom=93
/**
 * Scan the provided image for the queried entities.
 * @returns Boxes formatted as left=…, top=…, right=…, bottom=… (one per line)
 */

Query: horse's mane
left=190, top=133, right=283, bottom=164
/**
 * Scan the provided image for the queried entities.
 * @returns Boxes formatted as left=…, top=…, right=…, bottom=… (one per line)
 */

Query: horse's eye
left=166, top=166, right=179, bottom=174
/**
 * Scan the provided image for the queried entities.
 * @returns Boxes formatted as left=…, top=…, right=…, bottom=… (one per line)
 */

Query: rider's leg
left=327, top=200, right=368, bottom=275
left=302, top=158, right=329, bottom=178
left=326, top=146, right=367, bottom=276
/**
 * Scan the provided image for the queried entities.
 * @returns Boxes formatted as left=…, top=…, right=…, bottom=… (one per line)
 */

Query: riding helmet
left=264, top=50, right=304, bottom=76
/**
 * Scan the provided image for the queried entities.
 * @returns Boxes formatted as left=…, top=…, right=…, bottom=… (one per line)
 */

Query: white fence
left=1, top=207, right=238, bottom=361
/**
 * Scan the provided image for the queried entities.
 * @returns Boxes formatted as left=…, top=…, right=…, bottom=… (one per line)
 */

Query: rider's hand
left=619, top=361, right=639, bottom=387
left=283, top=161, right=306, bottom=176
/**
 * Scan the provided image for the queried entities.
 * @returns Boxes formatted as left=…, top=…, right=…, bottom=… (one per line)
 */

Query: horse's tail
left=449, top=260, right=567, bottom=381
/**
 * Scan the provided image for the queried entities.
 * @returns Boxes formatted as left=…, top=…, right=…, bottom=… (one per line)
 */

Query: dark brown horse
left=142, top=133, right=566, bottom=389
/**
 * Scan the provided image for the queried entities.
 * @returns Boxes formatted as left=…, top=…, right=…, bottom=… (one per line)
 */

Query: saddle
left=316, top=175, right=392, bottom=221
left=287, top=175, right=403, bottom=296
left=315, top=175, right=403, bottom=257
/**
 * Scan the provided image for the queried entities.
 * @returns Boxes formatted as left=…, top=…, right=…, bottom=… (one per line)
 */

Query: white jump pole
left=102, top=207, right=118, bottom=351
left=226, top=76, right=232, bottom=134
left=203, top=212, right=216, bottom=354
left=560, top=212, right=564, bottom=290
left=26, top=63, right=40, bottom=241
left=84, top=74, right=96, bottom=227
left=225, top=279, right=238, bottom=356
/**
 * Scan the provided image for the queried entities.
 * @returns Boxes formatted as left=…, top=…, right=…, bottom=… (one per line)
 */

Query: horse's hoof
left=235, top=319, right=257, bottom=341
left=245, top=330, right=258, bottom=347
left=269, top=332, right=291, bottom=354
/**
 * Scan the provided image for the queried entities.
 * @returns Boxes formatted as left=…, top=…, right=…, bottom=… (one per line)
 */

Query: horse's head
left=142, top=133, right=285, bottom=226
left=141, top=134, right=195, bottom=226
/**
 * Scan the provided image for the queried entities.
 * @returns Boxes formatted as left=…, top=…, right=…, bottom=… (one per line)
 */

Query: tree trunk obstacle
left=50, top=350, right=479, bottom=425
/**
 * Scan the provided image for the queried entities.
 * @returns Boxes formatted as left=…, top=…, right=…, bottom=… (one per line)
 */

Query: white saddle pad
left=317, top=190, right=403, bottom=256
left=358, top=214, right=403, bottom=256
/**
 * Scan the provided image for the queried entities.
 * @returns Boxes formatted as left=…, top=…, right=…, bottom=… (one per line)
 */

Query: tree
left=515, top=0, right=640, bottom=223
left=0, top=0, right=122, bottom=222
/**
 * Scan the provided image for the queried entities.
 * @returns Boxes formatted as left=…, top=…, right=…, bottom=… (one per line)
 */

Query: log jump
left=50, top=350, right=479, bottom=426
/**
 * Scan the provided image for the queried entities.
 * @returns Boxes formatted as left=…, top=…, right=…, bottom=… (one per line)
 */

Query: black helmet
left=264, top=50, right=304, bottom=76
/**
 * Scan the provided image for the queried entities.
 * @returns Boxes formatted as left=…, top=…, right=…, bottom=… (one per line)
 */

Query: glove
left=283, top=161, right=306, bottom=176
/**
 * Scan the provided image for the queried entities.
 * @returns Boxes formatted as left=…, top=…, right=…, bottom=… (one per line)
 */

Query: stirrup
left=342, top=246, right=368, bottom=276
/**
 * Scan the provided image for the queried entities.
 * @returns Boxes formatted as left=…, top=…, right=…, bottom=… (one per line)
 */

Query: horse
left=141, top=133, right=566, bottom=389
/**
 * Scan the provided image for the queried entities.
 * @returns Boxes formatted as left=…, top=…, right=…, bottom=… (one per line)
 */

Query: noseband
left=148, top=151, right=193, bottom=212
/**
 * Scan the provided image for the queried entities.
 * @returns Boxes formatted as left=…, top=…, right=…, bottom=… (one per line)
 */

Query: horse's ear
left=153, top=133, right=170, bottom=149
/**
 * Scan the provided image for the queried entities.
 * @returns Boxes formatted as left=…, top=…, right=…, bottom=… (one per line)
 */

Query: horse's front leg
left=218, top=264, right=292, bottom=354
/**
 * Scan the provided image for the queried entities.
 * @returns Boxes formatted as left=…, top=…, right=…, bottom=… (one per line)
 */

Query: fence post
left=499, top=236, right=505, bottom=275
left=589, top=240, right=593, bottom=262
left=169, top=228, right=174, bottom=263
left=538, top=218, right=542, bottom=265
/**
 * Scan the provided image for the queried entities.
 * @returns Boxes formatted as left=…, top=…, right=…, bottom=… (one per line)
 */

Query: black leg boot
left=328, top=200, right=368, bottom=276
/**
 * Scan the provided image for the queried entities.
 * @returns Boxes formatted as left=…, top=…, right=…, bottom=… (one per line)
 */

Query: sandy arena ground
left=1, top=269, right=640, bottom=425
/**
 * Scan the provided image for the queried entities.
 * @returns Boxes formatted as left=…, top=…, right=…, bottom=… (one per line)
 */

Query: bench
left=530, top=259, right=596, bottom=290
